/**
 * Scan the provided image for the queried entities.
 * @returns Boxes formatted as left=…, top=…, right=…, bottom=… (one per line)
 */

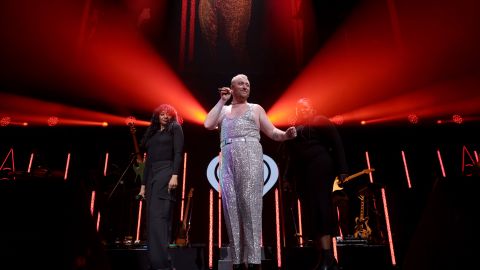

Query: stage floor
left=105, top=243, right=395, bottom=270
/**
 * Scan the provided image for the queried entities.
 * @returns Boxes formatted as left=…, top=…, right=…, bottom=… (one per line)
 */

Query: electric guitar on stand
left=354, top=194, right=372, bottom=240
left=175, top=187, right=194, bottom=247
left=128, top=123, right=145, bottom=181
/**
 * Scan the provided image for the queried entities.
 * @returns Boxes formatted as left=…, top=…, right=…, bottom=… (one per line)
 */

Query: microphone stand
left=108, top=153, right=137, bottom=201
left=290, top=207, right=302, bottom=247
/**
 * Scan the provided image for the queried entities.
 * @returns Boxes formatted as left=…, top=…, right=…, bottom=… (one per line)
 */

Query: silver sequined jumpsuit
left=220, top=103, right=263, bottom=265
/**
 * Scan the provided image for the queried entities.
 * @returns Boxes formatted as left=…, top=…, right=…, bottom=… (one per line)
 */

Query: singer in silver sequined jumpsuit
left=204, top=74, right=297, bottom=269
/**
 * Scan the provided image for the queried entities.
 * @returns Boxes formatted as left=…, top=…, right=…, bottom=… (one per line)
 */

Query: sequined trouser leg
left=221, top=141, right=263, bottom=264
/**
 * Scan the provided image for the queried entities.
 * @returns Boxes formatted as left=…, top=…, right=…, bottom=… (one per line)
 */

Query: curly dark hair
left=140, top=104, right=181, bottom=148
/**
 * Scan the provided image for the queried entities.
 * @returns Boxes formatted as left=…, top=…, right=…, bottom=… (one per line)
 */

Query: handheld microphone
left=218, top=87, right=231, bottom=94
left=135, top=194, right=145, bottom=200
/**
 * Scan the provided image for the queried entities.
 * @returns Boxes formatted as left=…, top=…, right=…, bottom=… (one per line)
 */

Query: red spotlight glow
left=47, top=116, right=59, bottom=126
left=0, top=93, right=149, bottom=126
left=361, top=121, right=366, bottom=125
left=1, top=2, right=207, bottom=125
left=268, top=0, right=480, bottom=125
left=102, top=122, right=108, bottom=127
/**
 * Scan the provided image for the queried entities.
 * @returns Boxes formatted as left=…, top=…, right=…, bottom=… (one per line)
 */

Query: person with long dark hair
left=137, top=104, right=184, bottom=270
left=283, top=98, right=348, bottom=270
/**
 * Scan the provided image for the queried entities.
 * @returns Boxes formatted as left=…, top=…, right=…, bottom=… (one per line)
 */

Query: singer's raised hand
left=218, top=87, right=232, bottom=102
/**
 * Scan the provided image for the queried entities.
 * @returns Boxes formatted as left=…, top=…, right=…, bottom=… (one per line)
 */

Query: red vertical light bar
left=336, top=207, right=343, bottom=238
left=297, top=199, right=304, bottom=247
left=0, top=148, right=13, bottom=170
left=188, top=0, right=196, bottom=62
left=218, top=189, right=222, bottom=248
left=437, top=149, right=446, bottom=177
left=461, top=145, right=476, bottom=175
left=90, top=190, right=96, bottom=215
left=475, top=150, right=479, bottom=162
left=135, top=200, right=143, bottom=243
left=179, top=0, right=188, bottom=70
left=381, top=188, right=397, bottom=266
left=274, top=188, right=282, bottom=268
left=332, top=236, right=338, bottom=261
left=27, top=153, right=34, bottom=173
left=218, top=152, right=222, bottom=248
left=0, top=148, right=14, bottom=170
left=180, top=153, right=188, bottom=221
left=64, top=153, right=71, bottom=180
left=401, top=151, right=412, bottom=188
left=365, top=151, right=373, bottom=183
left=208, top=189, right=214, bottom=269
left=103, top=152, right=109, bottom=177
left=0, top=148, right=15, bottom=180
left=96, top=212, right=101, bottom=232
left=11, top=148, right=15, bottom=180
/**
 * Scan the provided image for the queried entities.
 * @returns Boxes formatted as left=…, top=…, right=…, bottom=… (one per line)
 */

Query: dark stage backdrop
left=1, top=121, right=478, bottom=268
left=1, top=1, right=479, bottom=269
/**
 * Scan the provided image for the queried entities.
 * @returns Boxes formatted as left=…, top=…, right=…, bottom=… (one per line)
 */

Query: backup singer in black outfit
left=138, top=104, right=184, bottom=270
left=283, top=98, right=348, bottom=270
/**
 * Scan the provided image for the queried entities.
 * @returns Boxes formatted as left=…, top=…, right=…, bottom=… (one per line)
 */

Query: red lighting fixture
left=407, top=114, right=418, bottom=124
left=452, top=114, right=463, bottom=124
left=331, top=115, right=344, bottom=125
left=1, top=117, right=11, bottom=127
left=125, top=116, right=136, bottom=126
left=47, top=116, right=59, bottom=126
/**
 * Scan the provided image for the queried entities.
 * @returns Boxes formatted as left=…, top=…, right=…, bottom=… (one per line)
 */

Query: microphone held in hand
left=135, top=194, right=145, bottom=200
left=218, top=87, right=231, bottom=94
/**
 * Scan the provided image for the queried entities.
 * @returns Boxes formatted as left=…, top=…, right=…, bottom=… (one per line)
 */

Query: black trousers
left=147, top=193, right=173, bottom=269
left=145, top=163, right=174, bottom=270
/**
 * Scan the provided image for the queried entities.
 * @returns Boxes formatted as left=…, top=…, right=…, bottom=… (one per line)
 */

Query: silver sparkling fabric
left=220, top=104, right=263, bottom=264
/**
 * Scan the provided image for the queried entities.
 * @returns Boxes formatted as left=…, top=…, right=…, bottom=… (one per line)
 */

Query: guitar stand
left=184, top=202, right=194, bottom=247
left=108, top=153, right=138, bottom=201
left=354, top=184, right=387, bottom=245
